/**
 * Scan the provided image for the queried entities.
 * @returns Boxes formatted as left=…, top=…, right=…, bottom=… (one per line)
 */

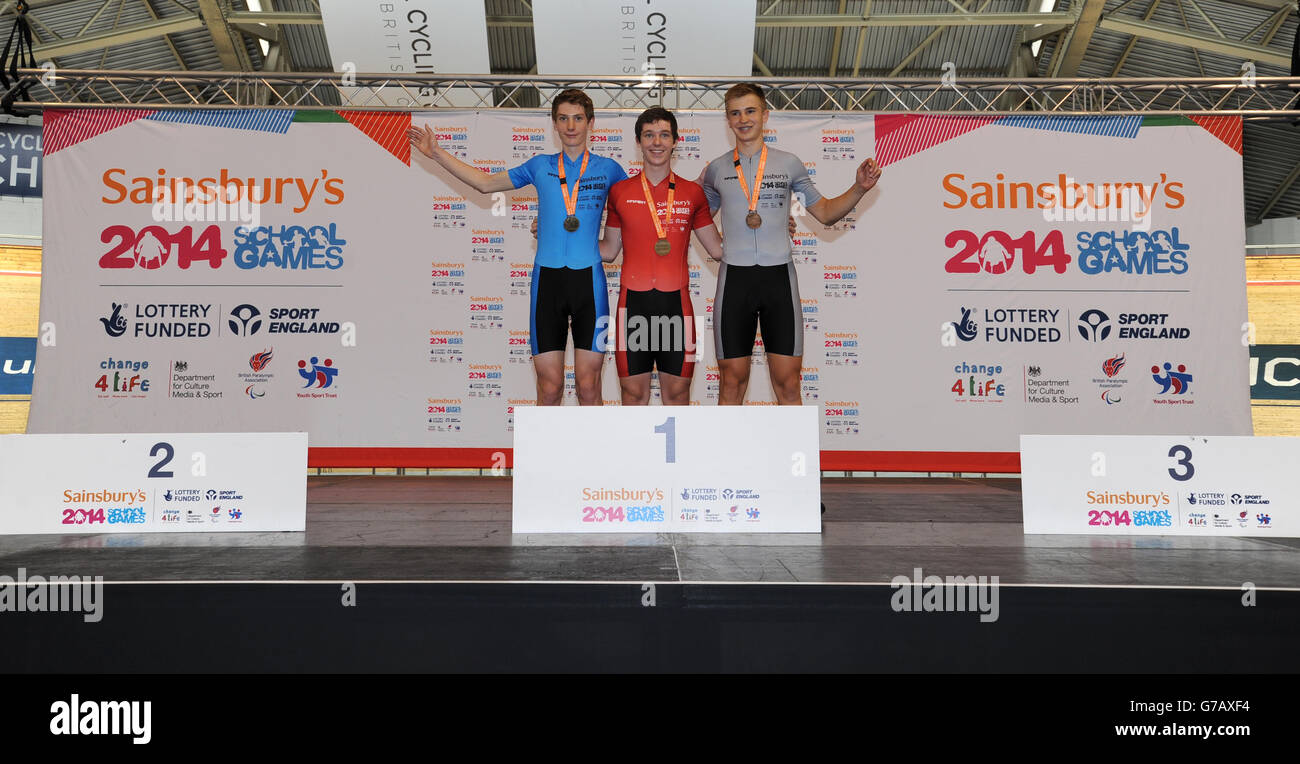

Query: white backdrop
left=27, top=108, right=1251, bottom=461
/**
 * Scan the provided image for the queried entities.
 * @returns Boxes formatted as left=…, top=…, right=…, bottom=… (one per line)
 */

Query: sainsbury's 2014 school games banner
left=26, top=108, right=1251, bottom=462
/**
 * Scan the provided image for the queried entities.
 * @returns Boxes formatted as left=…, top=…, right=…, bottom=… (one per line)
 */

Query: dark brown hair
left=551, top=89, right=595, bottom=121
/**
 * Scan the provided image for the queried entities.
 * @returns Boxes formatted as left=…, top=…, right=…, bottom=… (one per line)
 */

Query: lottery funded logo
left=510, top=126, right=548, bottom=159
left=1023, top=364, right=1075, bottom=405
left=102, top=301, right=214, bottom=339
left=792, top=229, right=819, bottom=265
left=1152, top=362, right=1193, bottom=404
left=429, top=195, right=468, bottom=229
left=951, top=361, right=1006, bottom=403
left=426, top=397, right=463, bottom=433
left=431, top=125, right=470, bottom=160
left=823, top=332, right=860, bottom=366
left=588, top=128, right=624, bottom=160
left=428, top=330, right=465, bottom=364
left=296, top=356, right=339, bottom=398
left=94, top=357, right=152, bottom=398
left=430, top=261, right=466, bottom=296
left=823, top=265, right=858, bottom=297
left=506, top=330, right=530, bottom=364
left=232, top=223, right=346, bottom=270
left=467, top=295, right=504, bottom=330
left=821, top=128, right=857, bottom=160
left=467, top=363, right=503, bottom=398
left=823, top=400, right=861, bottom=435
left=1094, top=352, right=1128, bottom=404
left=509, top=195, right=538, bottom=232
left=675, top=128, right=702, bottom=161
left=955, top=306, right=1062, bottom=343
left=470, top=229, right=505, bottom=263
left=801, top=366, right=820, bottom=401
left=169, top=359, right=220, bottom=400
left=578, top=487, right=666, bottom=525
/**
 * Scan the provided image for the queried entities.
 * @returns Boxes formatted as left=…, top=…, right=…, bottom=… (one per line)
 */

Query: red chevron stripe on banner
left=1188, top=115, right=1243, bottom=155
left=43, top=108, right=156, bottom=154
left=338, top=111, right=413, bottom=164
left=873, top=114, right=999, bottom=168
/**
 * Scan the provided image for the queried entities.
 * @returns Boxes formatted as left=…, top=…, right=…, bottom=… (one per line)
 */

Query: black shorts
left=529, top=265, right=609, bottom=355
left=614, top=286, right=696, bottom=378
left=713, top=262, right=803, bottom=359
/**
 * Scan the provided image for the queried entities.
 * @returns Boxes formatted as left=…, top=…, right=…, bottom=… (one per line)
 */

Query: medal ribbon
left=639, top=171, right=676, bottom=243
left=732, top=145, right=768, bottom=216
left=558, top=150, right=591, bottom=219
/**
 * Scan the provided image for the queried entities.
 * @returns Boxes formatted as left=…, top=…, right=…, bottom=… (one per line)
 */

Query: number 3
left=1167, top=445, right=1194, bottom=482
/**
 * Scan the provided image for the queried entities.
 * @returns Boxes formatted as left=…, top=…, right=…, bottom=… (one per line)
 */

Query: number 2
left=149, top=441, right=175, bottom=478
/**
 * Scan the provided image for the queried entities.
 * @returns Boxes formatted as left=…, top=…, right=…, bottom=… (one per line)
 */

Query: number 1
left=654, top=417, right=676, bottom=464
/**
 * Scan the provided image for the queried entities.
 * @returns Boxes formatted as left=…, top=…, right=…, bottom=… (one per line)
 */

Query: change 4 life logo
left=1152, top=362, right=1193, bottom=405
left=237, top=347, right=275, bottom=399
left=296, top=356, right=339, bottom=399
left=93, top=358, right=151, bottom=397
left=1093, top=352, right=1129, bottom=404
left=100, top=301, right=214, bottom=339
left=951, top=361, right=1006, bottom=402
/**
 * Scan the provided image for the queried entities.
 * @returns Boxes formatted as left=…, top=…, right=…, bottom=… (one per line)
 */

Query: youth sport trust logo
left=296, top=357, right=339, bottom=399
left=1152, top=362, right=1193, bottom=405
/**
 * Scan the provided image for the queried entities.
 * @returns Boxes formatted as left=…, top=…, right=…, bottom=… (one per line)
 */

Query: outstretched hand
left=856, top=157, right=882, bottom=193
left=406, top=124, right=439, bottom=160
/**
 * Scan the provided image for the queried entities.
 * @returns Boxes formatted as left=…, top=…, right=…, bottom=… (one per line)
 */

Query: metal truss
left=10, top=70, right=1300, bottom=119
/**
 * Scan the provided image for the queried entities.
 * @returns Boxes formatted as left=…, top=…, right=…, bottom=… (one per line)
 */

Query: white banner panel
left=0, top=433, right=306, bottom=534
left=513, top=406, right=821, bottom=533
left=319, top=0, right=491, bottom=107
left=28, top=109, right=1251, bottom=464
left=1021, top=434, right=1296, bottom=536
left=532, top=0, right=755, bottom=77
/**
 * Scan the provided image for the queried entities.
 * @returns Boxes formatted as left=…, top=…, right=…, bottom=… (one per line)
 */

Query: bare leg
left=532, top=351, right=565, bottom=406
left=573, top=348, right=606, bottom=406
left=718, top=356, right=752, bottom=405
left=658, top=371, right=692, bottom=405
left=767, top=353, right=804, bottom=405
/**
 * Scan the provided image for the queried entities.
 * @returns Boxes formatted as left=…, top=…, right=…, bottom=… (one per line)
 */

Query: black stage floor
left=2, top=476, right=1297, bottom=672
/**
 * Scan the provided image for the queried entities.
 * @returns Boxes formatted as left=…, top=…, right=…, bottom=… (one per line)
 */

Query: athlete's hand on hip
left=406, top=124, right=439, bottom=159
left=530, top=218, right=538, bottom=238
left=856, top=157, right=882, bottom=192
left=788, top=216, right=797, bottom=236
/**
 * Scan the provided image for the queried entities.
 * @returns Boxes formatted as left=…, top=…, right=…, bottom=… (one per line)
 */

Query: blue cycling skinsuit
left=508, top=151, right=627, bottom=356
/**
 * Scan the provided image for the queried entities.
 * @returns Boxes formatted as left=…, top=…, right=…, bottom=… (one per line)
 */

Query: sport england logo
left=1077, top=309, right=1111, bottom=342
left=229, top=304, right=262, bottom=336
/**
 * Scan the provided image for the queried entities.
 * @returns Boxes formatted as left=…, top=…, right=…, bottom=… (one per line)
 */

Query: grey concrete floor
left=0, top=475, right=1297, bottom=586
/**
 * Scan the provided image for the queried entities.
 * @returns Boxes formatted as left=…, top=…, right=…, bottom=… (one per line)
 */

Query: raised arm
left=806, top=157, right=882, bottom=226
left=407, top=124, right=515, bottom=195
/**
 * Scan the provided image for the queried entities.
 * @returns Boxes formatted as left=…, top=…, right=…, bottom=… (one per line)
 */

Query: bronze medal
left=558, top=150, right=590, bottom=234
left=563, top=215, right=580, bottom=232
left=654, top=238, right=671, bottom=256
left=746, top=211, right=762, bottom=229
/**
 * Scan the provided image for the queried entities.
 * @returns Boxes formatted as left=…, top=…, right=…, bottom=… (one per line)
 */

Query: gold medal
left=640, top=171, right=677, bottom=258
